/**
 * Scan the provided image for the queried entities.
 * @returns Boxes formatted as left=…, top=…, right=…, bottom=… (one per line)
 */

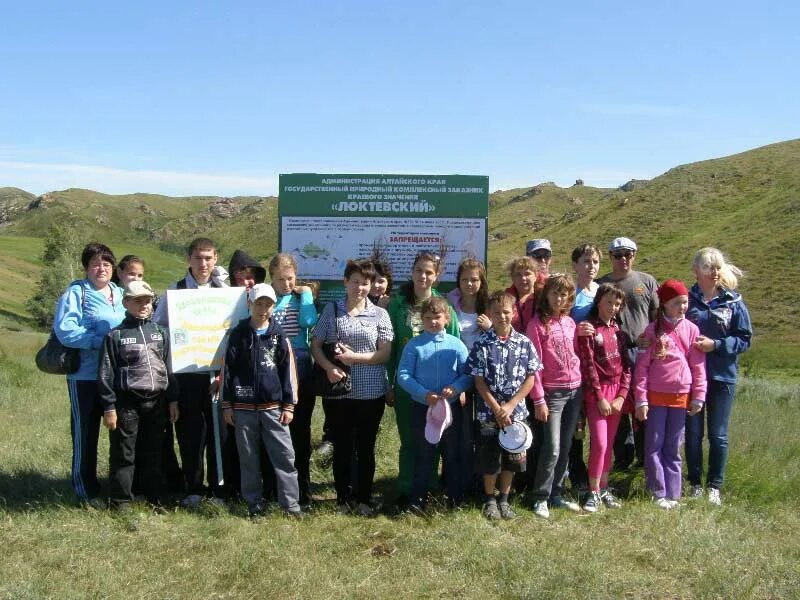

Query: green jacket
left=386, top=288, right=460, bottom=384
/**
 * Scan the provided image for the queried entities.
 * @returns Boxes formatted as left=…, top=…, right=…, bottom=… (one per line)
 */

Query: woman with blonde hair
left=685, top=247, right=752, bottom=506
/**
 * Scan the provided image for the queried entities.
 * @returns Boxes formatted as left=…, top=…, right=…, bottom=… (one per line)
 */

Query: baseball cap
left=608, top=237, right=638, bottom=252
left=526, top=239, right=552, bottom=256
left=123, top=280, right=155, bottom=299
left=498, top=421, right=533, bottom=453
left=248, top=283, right=277, bottom=304
left=424, top=399, right=453, bottom=444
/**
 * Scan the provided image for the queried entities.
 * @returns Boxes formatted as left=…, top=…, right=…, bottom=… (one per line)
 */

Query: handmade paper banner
left=165, top=287, right=249, bottom=373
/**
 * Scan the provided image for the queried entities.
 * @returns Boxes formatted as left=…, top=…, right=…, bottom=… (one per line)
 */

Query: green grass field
left=1, top=330, right=798, bottom=599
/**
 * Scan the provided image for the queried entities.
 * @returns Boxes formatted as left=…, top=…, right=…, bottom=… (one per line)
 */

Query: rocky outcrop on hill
left=509, top=182, right=559, bottom=204
left=209, top=197, right=241, bottom=218
left=619, top=179, right=649, bottom=192
left=27, top=192, right=57, bottom=210
left=0, top=187, right=37, bottom=223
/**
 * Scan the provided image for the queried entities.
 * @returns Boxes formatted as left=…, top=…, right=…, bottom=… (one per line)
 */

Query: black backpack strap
left=176, top=278, right=188, bottom=290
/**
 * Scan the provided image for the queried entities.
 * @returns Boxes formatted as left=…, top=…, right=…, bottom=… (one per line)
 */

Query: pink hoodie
left=526, top=314, right=582, bottom=404
left=633, top=317, right=707, bottom=407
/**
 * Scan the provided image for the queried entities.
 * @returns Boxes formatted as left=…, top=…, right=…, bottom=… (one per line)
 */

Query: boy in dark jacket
left=99, top=281, right=179, bottom=509
left=228, top=249, right=267, bottom=290
left=222, top=283, right=302, bottom=517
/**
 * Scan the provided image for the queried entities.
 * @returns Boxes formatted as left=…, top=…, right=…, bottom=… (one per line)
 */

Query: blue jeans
left=685, top=380, right=736, bottom=490
left=531, top=387, right=582, bottom=502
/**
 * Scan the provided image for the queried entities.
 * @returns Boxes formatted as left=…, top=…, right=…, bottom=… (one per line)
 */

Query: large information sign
left=165, top=288, right=249, bottom=373
left=279, top=174, right=488, bottom=301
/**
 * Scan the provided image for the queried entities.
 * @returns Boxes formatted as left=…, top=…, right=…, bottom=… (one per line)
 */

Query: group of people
left=51, top=234, right=752, bottom=520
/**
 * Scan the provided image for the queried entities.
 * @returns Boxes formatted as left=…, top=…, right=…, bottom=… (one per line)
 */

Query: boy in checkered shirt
left=467, top=291, right=542, bottom=520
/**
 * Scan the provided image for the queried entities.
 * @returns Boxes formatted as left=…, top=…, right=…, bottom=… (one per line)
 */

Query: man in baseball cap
left=596, top=236, right=659, bottom=470
left=526, top=239, right=553, bottom=275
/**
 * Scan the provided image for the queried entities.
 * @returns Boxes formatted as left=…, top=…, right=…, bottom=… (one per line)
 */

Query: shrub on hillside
left=26, top=225, right=81, bottom=329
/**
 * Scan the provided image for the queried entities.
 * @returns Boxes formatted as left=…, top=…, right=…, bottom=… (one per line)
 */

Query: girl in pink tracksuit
left=526, top=274, right=583, bottom=517
left=576, top=283, right=632, bottom=513
left=634, top=279, right=707, bottom=509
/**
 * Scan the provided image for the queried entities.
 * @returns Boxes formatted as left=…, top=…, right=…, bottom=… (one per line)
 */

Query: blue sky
left=1, top=1, right=798, bottom=196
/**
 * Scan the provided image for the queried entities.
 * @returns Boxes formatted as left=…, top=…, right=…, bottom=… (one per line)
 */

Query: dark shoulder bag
left=35, top=286, right=86, bottom=375
left=313, top=302, right=353, bottom=397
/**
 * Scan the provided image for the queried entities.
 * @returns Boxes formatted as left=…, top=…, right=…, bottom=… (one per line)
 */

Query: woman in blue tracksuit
left=54, top=243, right=125, bottom=504
left=685, top=247, right=753, bottom=506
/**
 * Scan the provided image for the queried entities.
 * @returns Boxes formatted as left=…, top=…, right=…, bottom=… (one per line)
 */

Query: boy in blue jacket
left=222, top=283, right=302, bottom=517
left=397, top=296, right=472, bottom=509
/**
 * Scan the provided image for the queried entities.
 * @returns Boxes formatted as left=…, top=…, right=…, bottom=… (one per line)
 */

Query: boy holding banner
left=153, top=237, right=234, bottom=507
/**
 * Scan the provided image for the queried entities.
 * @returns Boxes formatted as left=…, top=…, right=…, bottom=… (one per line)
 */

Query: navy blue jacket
left=222, top=318, right=297, bottom=411
left=686, top=283, right=752, bottom=383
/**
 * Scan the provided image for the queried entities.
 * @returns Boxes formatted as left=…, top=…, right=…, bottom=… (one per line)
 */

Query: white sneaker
left=600, top=489, right=622, bottom=509
left=549, top=496, right=581, bottom=513
left=582, top=491, right=602, bottom=514
left=708, top=488, right=722, bottom=506
left=666, top=499, right=681, bottom=509
left=689, top=485, right=704, bottom=498
left=652, top=496, right=673, bottom=510
left=532, top=500, right=550, bottom=519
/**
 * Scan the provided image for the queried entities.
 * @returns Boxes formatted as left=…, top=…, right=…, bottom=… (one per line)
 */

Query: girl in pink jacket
left=634, top=279, right=707, bottom=509
left=526, top=274, right=583, bottom=518
left=576, top=283, right=632, bottom=513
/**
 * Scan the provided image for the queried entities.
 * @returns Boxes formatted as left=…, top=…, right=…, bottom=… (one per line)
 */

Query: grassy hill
left=1, top=139, right=798, bottom=376
left=485, top=139, right=800, bottom=378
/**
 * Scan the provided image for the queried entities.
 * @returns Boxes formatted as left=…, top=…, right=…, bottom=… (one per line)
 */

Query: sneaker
left=708, top=488, right=722, bottom=506
left=83, top=497, right=107, bottom=511
left=532, top=500, right=550, bottom=519
left=355, top=502, right=375, bottom=517
left=689, top=485, right=704, bottom=498
left=207, top=496, right=227, bottom=508
left=316, top=440, right=334, bottom=458
left=582, top=491, right=602, bottom=513
left=550, top=496, right=581, bottom=513
left=482, top=500, right=501, bottom=521
left=667, top=499, right=681, bottom=509
left=652, top=496, right=673, bottom=510
left=180, top=494, right=203, bottom=509
left=111, top=501, right=133, bottom=513
left=498, top=502, right=516, bottom=520
left=248, top=503, right=266, bottom=518
left=600, top=489, right=622, bottom=509
left=285, top=509, right=305, bottom=519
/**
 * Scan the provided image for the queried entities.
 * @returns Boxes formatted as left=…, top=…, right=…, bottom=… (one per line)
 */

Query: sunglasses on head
left=611, top=251, right=634, bottom=260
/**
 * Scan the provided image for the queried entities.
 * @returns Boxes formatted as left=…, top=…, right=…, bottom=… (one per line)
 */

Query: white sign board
left=282, top=216, right=486, bottom=282
left=166, top=288, right=249, bottom=374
